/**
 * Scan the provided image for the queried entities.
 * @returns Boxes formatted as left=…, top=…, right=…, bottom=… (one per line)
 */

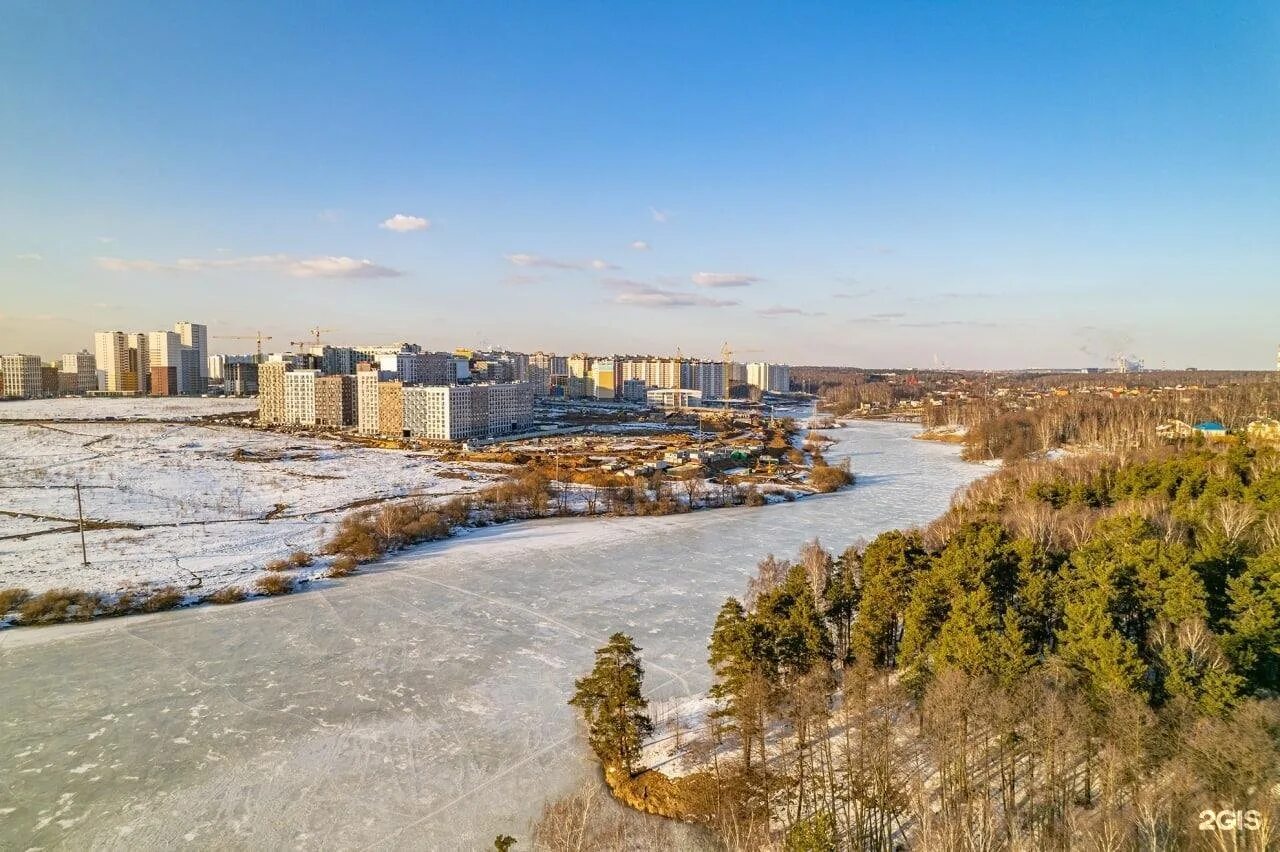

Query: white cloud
left=97, top=236, right=116, bottom=244
left=757, top=305, right=825, bottom=318
left=505, top=253, right=617, bottom=271
left=692, top=271, right=761, bottom=288
left=605, top=279, right=738, bottom=309
left=96, top=253, right=402, bottom=279
left=317, top=209, right=343, bottom=223
left=650, top=207, right=670, bottom=224
left=379, top=213, right=431, bottom=232
left=288, top=256, right=402, bottom=278
left=15, top=253, right=42, bottom=261
left=630, top=240, right=651, bottom=251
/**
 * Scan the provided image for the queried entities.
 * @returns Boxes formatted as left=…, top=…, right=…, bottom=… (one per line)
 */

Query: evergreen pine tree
left=569, top=633, right=654, bottom=775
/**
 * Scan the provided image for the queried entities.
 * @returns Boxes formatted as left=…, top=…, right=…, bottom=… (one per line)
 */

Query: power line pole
left=75, top=482, right=89, bottom=566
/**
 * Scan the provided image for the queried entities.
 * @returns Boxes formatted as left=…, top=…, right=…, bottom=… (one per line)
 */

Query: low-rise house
left=1193, top=420, right=1229, bottom=439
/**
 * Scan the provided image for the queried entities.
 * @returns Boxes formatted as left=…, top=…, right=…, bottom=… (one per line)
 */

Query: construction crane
left=212, top=332, right=273, bottom=363
left=721, top=341, right=733, bottom=410
left=290, top=327, right=336, bottom=349
left=721, top=341, right=764, bottom=408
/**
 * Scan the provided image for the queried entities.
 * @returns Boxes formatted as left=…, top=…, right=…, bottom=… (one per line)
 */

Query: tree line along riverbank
left=554, top=439, right=1280, bottom=850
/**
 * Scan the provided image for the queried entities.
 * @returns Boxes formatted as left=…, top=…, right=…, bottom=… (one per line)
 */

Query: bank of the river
left=0, top=421, right=985, bottom=850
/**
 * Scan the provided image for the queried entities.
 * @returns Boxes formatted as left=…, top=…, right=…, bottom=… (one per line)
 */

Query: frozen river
left=0, top=421, right=984, bottom=850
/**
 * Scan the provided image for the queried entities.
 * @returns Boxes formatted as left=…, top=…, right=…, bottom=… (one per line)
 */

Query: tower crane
left=212, top=332, right=273, bottom=363
left=290, top=327, right=336, bottom=349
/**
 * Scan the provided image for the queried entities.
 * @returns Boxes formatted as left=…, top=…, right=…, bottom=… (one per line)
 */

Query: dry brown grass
left=106, top=590, right=139, bottom=617
left=810, top=461, right=855, bottom=493
left=18, top=588, right=101, bottom=625
left=288, top=550, right=313, bottom=568
left=208, top=585, right=247, bottom=604
left=326, top=554, right=359, bottom=577
left=0, top=587, right=31, bottom=616
left=254, top=573, right=293, bottom=596
left=140, top=586, right=184, bottom=613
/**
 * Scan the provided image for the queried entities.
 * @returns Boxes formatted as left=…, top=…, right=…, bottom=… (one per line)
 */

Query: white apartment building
left=282, top=370, right=320, bottom=425
left=402, top=382, right=534, bottom=441
left=146, top=330, right=184, bottom=391
left=692, top=360, right=726, bottom=400
left=356, top=365, right=380, bottom=434
left=60, top=351, right=97, bottom=393
left=1, top=354, right=42, bottom=399
left=747, top=362, right=791, bottom=394
left=94, top=331, right=129, bottom=393
left=590, top=357, right=619, bottom=400
left=175, top=321, right=209, bottom=393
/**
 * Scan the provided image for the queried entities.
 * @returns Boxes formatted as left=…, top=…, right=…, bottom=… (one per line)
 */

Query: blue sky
left=2, top=2, right=1277, bottom=368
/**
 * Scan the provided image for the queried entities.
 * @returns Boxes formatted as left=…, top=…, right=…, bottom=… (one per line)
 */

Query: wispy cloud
left=379, top=213, right=431, bottom=232
left=899, top=320, right=999, bottom=329
left=649, top=207, right=670, bottom=224
left=96, top=253, right=402, bottom=279
left=692, top=271, right=761, bottom=288
left=503, top=273, right=546, bottom=286
left=757, top=305, right=825, bottom=318
left=505, top=253, right=617, bottom=271
left=832, top=287, right=882, bottom=300
left=97, top=236, right=116, bottom=244
left=316, top=209, right=342, bottom=224
left=15, top=253, right=42, bottom=261
left=630, top=240, right=651, bottom=251
left=605, top=279, right=738, bottom=309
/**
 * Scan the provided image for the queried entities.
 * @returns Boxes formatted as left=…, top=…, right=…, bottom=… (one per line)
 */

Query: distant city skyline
left=2, top=3, right=1278, bottom=368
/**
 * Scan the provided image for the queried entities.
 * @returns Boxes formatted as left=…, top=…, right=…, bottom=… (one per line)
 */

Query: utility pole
left=75, top=482, right=89, bottom=566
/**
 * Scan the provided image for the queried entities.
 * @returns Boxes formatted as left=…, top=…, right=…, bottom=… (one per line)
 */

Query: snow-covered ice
left=0, top=421, right=986, bottom=850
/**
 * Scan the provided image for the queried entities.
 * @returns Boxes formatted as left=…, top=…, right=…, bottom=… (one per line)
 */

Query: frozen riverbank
left=0, top=421, right=986, bottom=850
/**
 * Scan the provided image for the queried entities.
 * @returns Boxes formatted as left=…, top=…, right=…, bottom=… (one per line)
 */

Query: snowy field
left=0, top=396, right=258, bottom=421
left=0, top=422, right=499, bottom=594
left=0, top=421, right=987, bottom=850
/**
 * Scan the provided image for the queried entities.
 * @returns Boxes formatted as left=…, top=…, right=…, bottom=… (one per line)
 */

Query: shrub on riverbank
left=327, top=554, right=359, bottom=577
left=255, top=574, right=293, bottom=596
left=18, top=588, right=101, bottom=624
left=0, top=587, right=31, bottom=617
left=141, top=586, right=184, bottom=612
left=809, top=457, right=854, bottom=492
left=208, top=586, right=246, bottom=604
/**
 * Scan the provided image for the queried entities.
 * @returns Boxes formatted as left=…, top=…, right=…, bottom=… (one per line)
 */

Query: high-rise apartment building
left=146, top=331, right=184, bottom=393
left=174, top=322, right=209, bottom=393
left=396, top=351, right=455, bottom=386
left=224, top=362, right=258, bottom=396
left=60, top=351, right=97, bottom=393
left=125, top=333, right=150, bottom=395
left=747, top=362, right=791, bottom=394
left=356, top=363, right=380, bottom=434
left=94, top=331, right=129, bottom=393
left=590, top=357, right=619, bottom=400
left=283, top=370, right=319, bottom=425
left=402, top=382, right=534, bottom=441
left=1, top=354, right=42, bottom=399
left=315, top=374, right=357, bottom=426
left=692, top=360, right=726, bottom=400
left=258, top=361, right=291, bottom=424
left=149, top=366, right=178, bottom=396
left=378, top=380, right=405, bottom=437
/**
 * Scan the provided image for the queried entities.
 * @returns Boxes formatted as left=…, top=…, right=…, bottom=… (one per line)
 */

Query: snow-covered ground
left=0, top=421, right=986, bottom=850
left=0, top=422, right=499, bottom=594
left=0, top=396, right=258, bottom=420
